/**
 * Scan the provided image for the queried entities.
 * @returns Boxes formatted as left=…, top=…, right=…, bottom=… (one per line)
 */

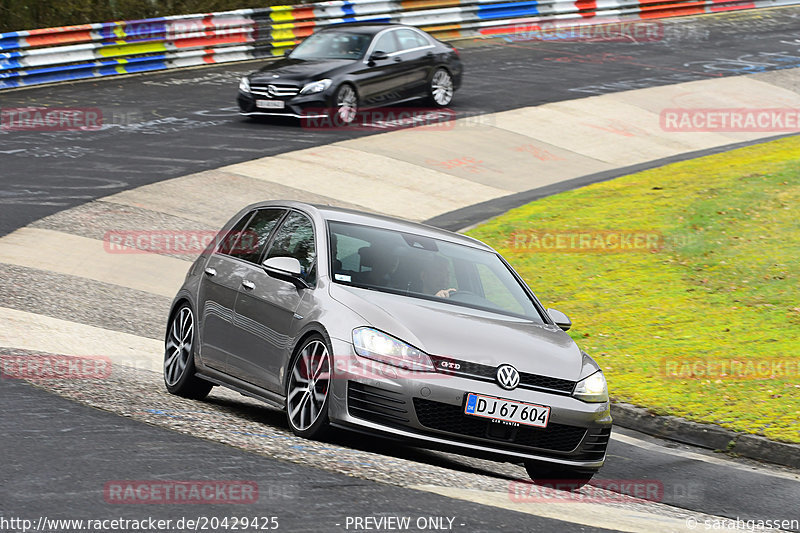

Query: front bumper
left=327, top=338, right=612, bottom=470
left=237, top=90, right=331, bottom=119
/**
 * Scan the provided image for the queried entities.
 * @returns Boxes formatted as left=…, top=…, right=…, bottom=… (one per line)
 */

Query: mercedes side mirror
left=369, top=51, right=389, bottom=62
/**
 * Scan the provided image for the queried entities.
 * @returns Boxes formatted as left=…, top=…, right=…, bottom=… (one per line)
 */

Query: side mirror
left=547, top=308, right=572, bottom=331
left=369, top=50, right=389, bottom=62
left=262, top=256, right=309, bottom=288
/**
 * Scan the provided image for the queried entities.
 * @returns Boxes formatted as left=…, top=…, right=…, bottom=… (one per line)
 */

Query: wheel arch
left=284, top=323, right=334, bottom=391
left=429, top=64, right=453, bottom=82
left=165, top=294, right=200, bottom=365
left=165, top=296, right=193, bottom=339
left=332, top=80, right=361, bottom=104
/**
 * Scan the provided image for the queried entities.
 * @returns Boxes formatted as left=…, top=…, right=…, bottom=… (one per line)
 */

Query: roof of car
left=318, top=23, right=417, bottom=35
left=247, top=200, right=494, bottom=252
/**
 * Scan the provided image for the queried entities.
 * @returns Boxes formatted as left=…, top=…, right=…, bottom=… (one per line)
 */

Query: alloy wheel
left=431, top=69, right=454, bottom=106
left=165, top=306, right=193, bottom=387
left=287, top=339, right=331, bottom=432
left=336, top=85, right=358, bottom=124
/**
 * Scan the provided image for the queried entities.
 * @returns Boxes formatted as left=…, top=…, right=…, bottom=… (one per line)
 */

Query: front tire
left=286, top=335, right=333, bottom=439
left=429, top=68, right=454, bottom=107
left=332, top=84, right=359, bottom=126
left=523, top=461, right=597, bottom=491
left=164, top=304, right=213, bottom=400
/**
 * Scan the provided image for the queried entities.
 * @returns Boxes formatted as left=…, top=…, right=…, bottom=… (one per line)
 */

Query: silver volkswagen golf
left=164, top=201, right=611, bottom=487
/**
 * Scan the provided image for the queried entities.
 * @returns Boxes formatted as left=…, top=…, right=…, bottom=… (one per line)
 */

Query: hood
left=330, top=284, right=584, bottom=381
left=250, top=58, right=355, bottom=84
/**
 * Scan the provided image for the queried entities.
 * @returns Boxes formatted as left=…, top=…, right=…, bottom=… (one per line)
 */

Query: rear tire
left=523, top=461, right=596, bottom=491
left=164, top=304, right=213, bottom=400
left=428, top=68, right=454, bottom=107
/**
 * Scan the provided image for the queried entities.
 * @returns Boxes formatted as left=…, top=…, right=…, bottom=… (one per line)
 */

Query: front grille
left=428, top=355, right=575, bottom=395
left=519, top=371, right=575, bottom=393
left=250, top=84, right=300, bottom=98
left=413, top=398, right=586, bottom=453
left=347, top=382, right=409, bottom=424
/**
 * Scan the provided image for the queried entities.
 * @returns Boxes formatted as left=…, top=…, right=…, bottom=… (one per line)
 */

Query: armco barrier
left=1, top=0, right=798, bottom=90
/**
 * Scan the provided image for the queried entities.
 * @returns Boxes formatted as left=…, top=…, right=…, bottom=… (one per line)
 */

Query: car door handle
left=204, top=267, right=217, bottom=277
left=241, top=279, right=255, bottom=290
left=394, top=57, right=402, bottom=62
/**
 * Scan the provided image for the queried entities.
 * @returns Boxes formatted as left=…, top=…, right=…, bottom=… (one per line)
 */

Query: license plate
left=256, top=100, right=285, bottom=109
left=464, top=393, right=550, bottom=428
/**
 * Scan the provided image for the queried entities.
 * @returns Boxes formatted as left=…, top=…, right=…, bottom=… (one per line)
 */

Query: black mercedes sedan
left=237, top=23, right=463, bottom=124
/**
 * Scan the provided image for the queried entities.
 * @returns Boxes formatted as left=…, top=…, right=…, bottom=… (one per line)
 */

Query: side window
left=224, top=208, right=285, bottom=263
left=266, top=212, right=317, bottom=284
left=216, top=211, right=254, bottom=256
left=414, top=31, right=431, bottom=48
left=372, top=31, right=401, bottom=55
left=396, top=29, right=428, bottom=50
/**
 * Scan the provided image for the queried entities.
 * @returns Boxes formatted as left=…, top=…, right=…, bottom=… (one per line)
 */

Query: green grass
left=467, top=136, right=800, bottom=443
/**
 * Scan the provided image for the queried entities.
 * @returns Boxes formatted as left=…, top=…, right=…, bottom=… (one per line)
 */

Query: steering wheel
left=447, top=290, right=474, bottom=301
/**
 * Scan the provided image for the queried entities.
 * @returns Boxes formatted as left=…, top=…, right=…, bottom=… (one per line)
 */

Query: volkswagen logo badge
left=266, top=85, right=277, bottom=97
left=496, top=364, right=520, bottom=390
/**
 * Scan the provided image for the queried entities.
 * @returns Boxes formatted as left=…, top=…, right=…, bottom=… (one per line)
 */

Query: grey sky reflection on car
left=327, top=220, right=545, bottom=321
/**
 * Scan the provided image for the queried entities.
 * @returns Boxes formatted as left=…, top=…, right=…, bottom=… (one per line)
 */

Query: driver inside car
left=420, top=255, right=457, bottom=298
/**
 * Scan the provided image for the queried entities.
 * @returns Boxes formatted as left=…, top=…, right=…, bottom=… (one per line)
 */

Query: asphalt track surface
left=1, top=378, right=616, bottom=533
left=4, top=8, right=800, bottom=237
left=2, top=8, right=800, bottom=532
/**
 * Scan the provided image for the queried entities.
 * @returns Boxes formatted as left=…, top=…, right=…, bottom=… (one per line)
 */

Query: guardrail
left=1, top=0, right=797, bottom=90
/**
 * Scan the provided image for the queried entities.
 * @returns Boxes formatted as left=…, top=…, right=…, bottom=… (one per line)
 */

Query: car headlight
left=239, top=77, right=250, bottom=93
left=573, top=371, right=608, bottom=403
left=352, top=327, right=434, bottom=372
left=300, top=79, right=332, bottom=95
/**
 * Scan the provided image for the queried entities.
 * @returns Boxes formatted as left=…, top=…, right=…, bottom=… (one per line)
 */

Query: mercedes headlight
left=300, top=79, right=332, bottom=95
left=239, top=76, right=250, bottom=93
left=573, top=371, right=608, bottom=403
left=352, top=327, right=434, bottom=372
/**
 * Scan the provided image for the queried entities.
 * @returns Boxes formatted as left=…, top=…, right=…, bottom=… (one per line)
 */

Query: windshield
left=328, top=221, right=545, bottom=322
left=289, top=31, right=371, bottom=60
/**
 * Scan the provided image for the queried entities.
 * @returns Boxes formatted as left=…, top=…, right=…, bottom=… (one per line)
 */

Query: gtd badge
left=496, top=364, right=520, bottom=390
